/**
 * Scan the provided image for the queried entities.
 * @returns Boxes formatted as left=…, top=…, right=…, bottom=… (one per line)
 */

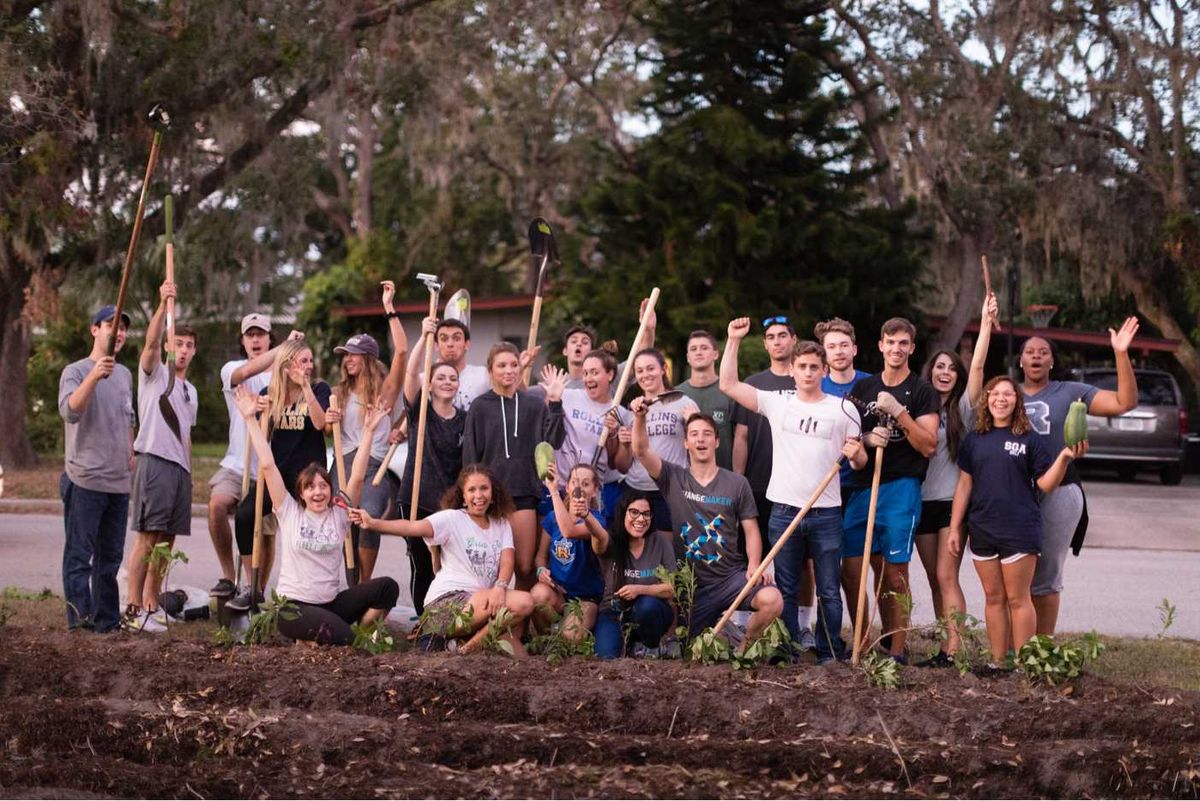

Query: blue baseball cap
left=91, top=305, right=132, bottom=327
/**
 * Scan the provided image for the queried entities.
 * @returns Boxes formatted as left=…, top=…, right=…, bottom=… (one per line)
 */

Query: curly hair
left=440, top=463, right=515, bottom=520
left=975, top=376, right=1031, bottom=436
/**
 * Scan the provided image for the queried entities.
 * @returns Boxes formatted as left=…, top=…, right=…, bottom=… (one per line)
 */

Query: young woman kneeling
left=351, top=464, right=534, bottom=656
left=531, top=463, right=607, bottom=644
left=235, top=387, right=399, bottom=645
left=947, top=376, right=1086, bottom=671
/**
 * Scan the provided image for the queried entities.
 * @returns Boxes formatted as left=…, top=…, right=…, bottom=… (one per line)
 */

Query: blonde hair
left=267, top=340, right=312, bottom=427
left=335, top=351, right=387, bottom=413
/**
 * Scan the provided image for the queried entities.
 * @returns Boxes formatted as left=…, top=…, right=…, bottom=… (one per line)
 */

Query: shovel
left=159, top=195, right=182, bottom=440
left=522, top=218, right=559, bottom=385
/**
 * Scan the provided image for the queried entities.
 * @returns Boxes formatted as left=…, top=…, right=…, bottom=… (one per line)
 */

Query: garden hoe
left=522, top=218, right=559, bottom=385
left=328, top=394, right=360, bottom=587
left=107, top=104, right=170, bottom=358
left=408, top=273, right=443, bottom=522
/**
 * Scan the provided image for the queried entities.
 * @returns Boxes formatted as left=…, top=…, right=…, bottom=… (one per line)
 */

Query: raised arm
left=140, top=281, right=173, bottom=375
left=718, top=317, right=761, bottom=413
left=967, top=293, right=998, bottom=408
left=404, top=316, right=436, bottom=406
left=633, top=296, right=657, bottom=352
left=231, top=330, right=305, bottom=386
left=539, top=365, right=568, bottom=448
left=1087, top=317, right=1140, bottom=417
left=345, top=401, right=391, bottom=506
left=630, top=396, right=663, bottom=479
left=234, top=386, right=288, bottom=508
left=605, top=412, right=633, bottom=472
left=379, top=281, right=409, bottom=410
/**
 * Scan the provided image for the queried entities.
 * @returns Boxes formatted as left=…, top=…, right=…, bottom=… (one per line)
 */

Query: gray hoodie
left=463, top=389, right=566, bottom=500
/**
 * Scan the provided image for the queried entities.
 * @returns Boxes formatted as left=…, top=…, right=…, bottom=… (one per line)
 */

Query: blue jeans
left=594, top=595, right=673, bottom=658
left=60, top=474, right=129, bottom=632
left=768, top=503, right=846, bottom=661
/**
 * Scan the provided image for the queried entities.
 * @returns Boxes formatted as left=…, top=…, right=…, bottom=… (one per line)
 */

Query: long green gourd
left=1063, top=399, right=1089, bottom=447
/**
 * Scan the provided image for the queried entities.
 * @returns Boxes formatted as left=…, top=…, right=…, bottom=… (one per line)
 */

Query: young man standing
left=58, top=305, right=135, bottom=632
left=815, top=317, right=872, bottom=508
left=409, top=318, right=491, bottom=411
left=206, top=313, right=274, bottom=598
left=721, top=321, right=867, bottom=661
left=125, top=281, right=199, bottom=622
left=730, top=316, right=818, bottom=646
left=630, top=399, right=783, bottom=645
left=843, top=317, right=939, bottom=662
left=677, top=330, right=734, bottom=469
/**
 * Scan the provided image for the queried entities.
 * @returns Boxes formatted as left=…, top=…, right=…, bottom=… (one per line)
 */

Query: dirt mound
left=1, top=623, right=1197, bottom=798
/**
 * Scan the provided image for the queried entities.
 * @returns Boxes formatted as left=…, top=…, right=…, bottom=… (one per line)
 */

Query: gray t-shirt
left=922, top=393, right=975, bottom=501
left=655, top=461, right=758, bottom=586
left=1021, top=380, right=1100, bottom=486
left=600, top=532, right=676, bottom=606
left=58, top=358, right=135, bottom=494
left=134, top=361, right=198, bottom=471
left=677, top=379, right=734, bottom=469
left=624, top=395, right=694, bottom=491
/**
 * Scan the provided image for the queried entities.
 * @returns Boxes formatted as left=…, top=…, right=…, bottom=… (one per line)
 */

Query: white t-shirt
left=424, top=508, right=514, bottom=603
left=455, top=364, right=492, bottom=412
left=557, top=388, right=633, bottom=485
left=274, top=495, right=348, bottom=605
left=218, top=360, right=271, bottom=473
left=624, top=395, right=693, bottom=491
left=338, top=391, right=397, bottom=462
left=756, top=390, right=861, bottom=509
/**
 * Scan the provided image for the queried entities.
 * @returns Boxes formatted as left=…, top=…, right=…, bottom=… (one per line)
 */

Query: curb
left=0, top=499, right=209, bottom=516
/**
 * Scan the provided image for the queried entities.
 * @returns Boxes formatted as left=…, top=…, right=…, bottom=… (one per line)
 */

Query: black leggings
left=277, top=576, right=400, bottom=645
left=235, top=480, right=276, bottom=556
left=400, top=505, right=436, bottom=614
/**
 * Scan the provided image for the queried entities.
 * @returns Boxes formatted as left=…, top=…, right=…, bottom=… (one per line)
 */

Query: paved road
left=1, top=472, right=1196, bottom=638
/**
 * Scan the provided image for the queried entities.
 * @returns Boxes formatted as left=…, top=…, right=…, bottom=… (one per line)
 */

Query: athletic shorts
left=916, top=499, right=952, bottom=536
left=512, top=494, right=541, bottom=512
left=132, top=453, right=192, bottom=537
left=842, top=477, right=921, bottom=564
left=689, top=569, right=767, bottom=636
left=969, top=536, right=1039, bottom=563
left=208, top=466, right=244, bottom=501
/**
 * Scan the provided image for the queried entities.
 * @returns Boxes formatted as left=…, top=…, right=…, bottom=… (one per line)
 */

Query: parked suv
left=1068, top=367, right=1187, bottom=485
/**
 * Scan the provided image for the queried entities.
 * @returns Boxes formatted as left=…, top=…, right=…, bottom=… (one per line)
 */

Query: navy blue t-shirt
left=957, top=427, right=1052, bottom=547
left=542, top=511, right=605, bottom=599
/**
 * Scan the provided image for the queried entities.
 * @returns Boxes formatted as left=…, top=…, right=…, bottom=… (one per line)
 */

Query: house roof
left=944, top=318, right=1180, bottom=354
left=335, top=294, right=535, bottom=318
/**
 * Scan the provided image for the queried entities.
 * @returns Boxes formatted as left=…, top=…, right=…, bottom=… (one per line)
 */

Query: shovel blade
left=444, top=288, right=471, bottom=329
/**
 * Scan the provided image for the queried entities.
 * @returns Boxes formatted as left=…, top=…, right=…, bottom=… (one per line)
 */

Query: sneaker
left=120, top=605, right=146, bottom=632
left=225, top=589, right=254, bottom=613
left=209, top=578, right=237, bottom=598
left=915, top=650, right=955, bottom=668
left=797, top=628, right=817, bottom=652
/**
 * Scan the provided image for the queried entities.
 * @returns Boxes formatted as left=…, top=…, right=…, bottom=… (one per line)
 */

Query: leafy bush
left=862, top=650, right=901, bottom=689
left=1017, top=632, right=1106, bottom=686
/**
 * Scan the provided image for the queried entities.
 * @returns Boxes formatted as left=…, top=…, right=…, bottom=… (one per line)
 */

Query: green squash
left=534, top=441, right=555, bottom=480
left=1063, top=399, right=1089, bottom=447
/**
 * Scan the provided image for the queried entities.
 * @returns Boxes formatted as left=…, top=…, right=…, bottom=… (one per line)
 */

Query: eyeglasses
left=762, top=315, right=789, bottom=328
left=988, top=390, right=1017, bottom=399
left=626, top=508, right=653, bottom=521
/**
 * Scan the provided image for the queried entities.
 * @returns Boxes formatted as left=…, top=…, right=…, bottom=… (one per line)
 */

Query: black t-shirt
left=849, top=372, right=940, bottom=485
left=401, top=397, right=466, bottom=515
left=263, top=382, right=332, bottom=495
left=730, top=370, right=795, bottom=493
left=957, top=427, right=1051, bottom=547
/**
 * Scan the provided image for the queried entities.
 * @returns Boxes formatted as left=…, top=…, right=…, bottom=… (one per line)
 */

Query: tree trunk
left=930, top=232, right=987, bottom=356
left=0, top=274, right=37, bottom=468
left=1116, top=263, right=1200, bottom=400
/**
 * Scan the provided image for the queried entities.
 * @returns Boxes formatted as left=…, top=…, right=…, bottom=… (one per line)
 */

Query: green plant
left=1017, top=632, right=1107, bottom=686
left=688, top=627, right=732, bottom=665
left=480, top=608, right=518, bottom=657
left=656, top=560, right=697, bottom=647
left=0, top=603, right=13, bottom=627
left=527, top=599, right=596, bottom=664
left=938, top=611, right=990, bottom=676
left=243, top=591, right=299, bottom=646
left=1157, top=598, right=1177, bottom=638
left=213, top=625, right=238, bottom=646
left=2, top=587, right=55, bottom=601
left=862, top=649, right=902, bottom=689
left=145, top=543, right=189, bottom=578
left=351, top=618, right=397, bottom=655
left=732, top=618, right=792, bottom=670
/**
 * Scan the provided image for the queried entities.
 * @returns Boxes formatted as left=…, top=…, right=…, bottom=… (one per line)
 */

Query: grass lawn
left=3, top=444, right=227, bottom=505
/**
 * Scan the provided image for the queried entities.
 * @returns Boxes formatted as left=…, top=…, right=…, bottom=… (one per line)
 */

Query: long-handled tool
left=713, top=458, right=844, bottom=637
left=158, top=195, right=183, bottom=439
left=522, top=218, right=559, bottom=386
left=590, top=287, right=660, bottom=467
left=850, top=447, right=886, bottom=665
left=981, top=255, right=1001, bottom=332
left=370, top=407, right=408, bottom=488
left=107, top=104, right=170, bottom=358
left=408, top=272, right=443, bottom=519
left=328, top=395, right=360, bottom=587
left=249, top=411, right=271, bottom=615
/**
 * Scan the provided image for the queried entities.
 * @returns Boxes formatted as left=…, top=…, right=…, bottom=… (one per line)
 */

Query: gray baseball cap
left=334, top=333, right=380, bottom=359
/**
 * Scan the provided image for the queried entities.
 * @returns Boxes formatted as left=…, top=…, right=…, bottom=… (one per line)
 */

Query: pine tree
left=565, top=0, right=922, bottom=367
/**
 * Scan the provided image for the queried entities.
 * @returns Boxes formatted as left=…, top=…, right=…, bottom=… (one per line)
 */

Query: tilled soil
left=1, top=624, right=1197, bottom=799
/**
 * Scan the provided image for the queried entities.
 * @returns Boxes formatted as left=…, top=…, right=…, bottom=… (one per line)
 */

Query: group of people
left=59, top=279, right=1140, bottom=669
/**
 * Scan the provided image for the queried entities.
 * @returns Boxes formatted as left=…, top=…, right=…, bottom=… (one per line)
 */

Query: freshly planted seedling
left=688, top=627, right=732, bottom=665
left=244, top=592, right=299, bottom=646
left=527, top=599, right=596, bottom=664
left=732, top=618, right=792, bottom=670
left=144, top=543, right=189, bottom=629
left=351, top=618, right=397, bottom=655
left=1017, top=632, right=1106, bottom=686
left=862, top=650, right=902, bottom=689
left=1157, top=598, right=1177, bottom=638
left=480, top=608, right=518, bottom=656
left=656, top=560, right=696, bottom=650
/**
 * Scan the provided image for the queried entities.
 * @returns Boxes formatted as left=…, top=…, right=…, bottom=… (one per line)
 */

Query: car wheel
left=1160, top=464, right=1183, bottom=486
left=1117, top=465, right=1137, bottom=482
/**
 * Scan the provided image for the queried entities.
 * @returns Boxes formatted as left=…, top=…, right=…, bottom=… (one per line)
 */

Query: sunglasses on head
left=762, top=315, right=789, bottom=328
